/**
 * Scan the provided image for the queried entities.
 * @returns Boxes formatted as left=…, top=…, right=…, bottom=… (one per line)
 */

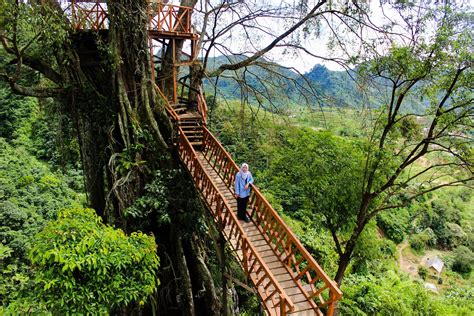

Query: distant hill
left=201, top=56, right=425, bottom=112
left=202, top=56, right=363, bottom=109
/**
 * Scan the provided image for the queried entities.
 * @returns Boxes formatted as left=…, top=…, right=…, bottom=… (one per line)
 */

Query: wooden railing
left=176, top=80, right=207, bottom=124
left=201, top=126, right=342, bottom=315
left=178, top=128, right=294, bottom=316
left=66, top=1, right=194, bottom=35
left=153, top=83, right=180, bottom=122
left=69, top=1, right=108, bottom=31
left=197, top=87, right=208, bottom=125
left=148, top=2, right=193, bottom=34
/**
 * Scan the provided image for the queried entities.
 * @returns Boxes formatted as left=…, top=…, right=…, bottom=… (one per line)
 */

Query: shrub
left=377, top=211, right=408, bottom=244
left=410, top=234, right=426, bottom=252
left=23, top=208, right=160, bottom=314
left=418, top=266, right=428, bottom=280
left=452, top=246, right=473, bottom=275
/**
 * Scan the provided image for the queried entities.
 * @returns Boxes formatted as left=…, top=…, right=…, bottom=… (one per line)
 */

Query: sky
left=198, top=0, right=471, bottom=73
left=196, top=0, right=396, bottom=73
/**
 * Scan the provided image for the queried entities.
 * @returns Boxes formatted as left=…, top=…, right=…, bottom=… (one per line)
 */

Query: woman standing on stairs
left=234, top=163, right=254, bottom=222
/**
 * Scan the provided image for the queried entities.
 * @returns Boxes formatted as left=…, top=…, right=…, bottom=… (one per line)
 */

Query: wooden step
left=173, top=107, right=188, bottom=112
left=182, top=130, right=202, bottom=134
left=184, top=135, right=203, bottom=139
left=179, top=121, right=201, bottom=126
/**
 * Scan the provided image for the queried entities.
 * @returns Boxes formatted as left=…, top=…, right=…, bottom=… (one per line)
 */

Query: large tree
left=265, top=1, right=473, bottom=285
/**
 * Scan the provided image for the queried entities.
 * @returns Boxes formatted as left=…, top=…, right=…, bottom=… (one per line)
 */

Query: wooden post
left=172, top=39, right=177, bottom=103
left=280, top=297, right=287, bottom=316
left=242, top=238, right=248, bottom=274
left=327, top=290, right=336, bottom=316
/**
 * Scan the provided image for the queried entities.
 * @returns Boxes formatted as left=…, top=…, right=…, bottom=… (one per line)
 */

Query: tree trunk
left=334, top=214, right=369, bottom=285
left=188, top=236, right=221, bottom=316
left=174, top=230, right=196, bottom=316
left=334, top=252, right=352, bottom=286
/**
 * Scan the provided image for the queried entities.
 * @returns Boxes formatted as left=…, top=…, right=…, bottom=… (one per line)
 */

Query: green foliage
left=0, top=138, right=84, bottom=308
left=351, top=221, right=397, bottom=275
left=420, top=199, right=469, bottom=250
left=409, top=229, right=437, bottom=253
left=0, top=86, right=38, bottom=143
left=22, top=208, right=159, bottom=314
left=341, top=271, right=474, bottom=315
left=340, top=272, right=431, bottom=315
left=418, top=266, right=428, bottom=280
left=0, top=243, right=39, bottom=314
left=429, top=287, right=474, bottom=316
left=125, top=170, right=171, bottom=223
left=0, top=138, right=84, bottom=220
left=0, top=82, right=82, bottom=180
left=377, top=210, right=409, bottom=243
left=451, top=246, right=473, bottom=275
left=262, top=128, right=364, bottom=232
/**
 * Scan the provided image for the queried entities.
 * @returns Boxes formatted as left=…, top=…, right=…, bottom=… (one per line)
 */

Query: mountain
left=202, top=56, right=362, bottom=109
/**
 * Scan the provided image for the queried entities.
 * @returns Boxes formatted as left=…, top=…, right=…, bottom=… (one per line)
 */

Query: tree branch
left=207, top=0, right=328, bottom=77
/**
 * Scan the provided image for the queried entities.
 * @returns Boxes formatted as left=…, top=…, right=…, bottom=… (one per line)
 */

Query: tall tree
left=266, top=1, right=473, bottom=285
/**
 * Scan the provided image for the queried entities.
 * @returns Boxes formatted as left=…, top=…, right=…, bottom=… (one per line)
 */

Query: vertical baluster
left=94, top=3, right=98, bottom=30
left=158, top=3, right=163, bottom=31
left=280, top=297, right=287, bottom=316
left=242, top=238, right=248, bottom=274
left=168, top=6, right=174, bottom=31
left=187, top=7, right=191, bottom=32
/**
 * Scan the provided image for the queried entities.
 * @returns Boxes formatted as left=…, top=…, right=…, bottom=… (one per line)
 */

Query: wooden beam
left=223, top=273, right=256, bottom=294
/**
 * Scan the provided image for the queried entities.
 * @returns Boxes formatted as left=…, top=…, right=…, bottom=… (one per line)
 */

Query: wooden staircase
left=177, top=113, right=204, bottom=147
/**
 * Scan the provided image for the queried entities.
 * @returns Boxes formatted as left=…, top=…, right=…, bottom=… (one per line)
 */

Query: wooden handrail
left=197, top=87, right=208, bottom=125
left=201, top=126, right=342, bottom=313
left=178, top=127, right=294, bottom=315
left=148, top=2, right=193, bottom=34
left=69, top=1, right=108, bottom=31
left=153, top=83, right=180, bottom=122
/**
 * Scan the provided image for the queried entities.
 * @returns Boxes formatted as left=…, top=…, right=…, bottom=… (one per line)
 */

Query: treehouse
left=63, top=1, right=342, bottom=315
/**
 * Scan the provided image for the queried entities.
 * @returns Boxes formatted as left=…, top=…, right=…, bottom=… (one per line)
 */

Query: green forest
left=1, top=0, right=472, bottom=315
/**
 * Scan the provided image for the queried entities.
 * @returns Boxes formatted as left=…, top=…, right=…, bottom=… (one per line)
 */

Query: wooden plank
left=293, top=301, right=316, bottom=312
left=274, top=272, right=293, bottom=283
left=284, top=286, right=305, bottom=297
left=288, top=307, right=319, bottom=316
left=255, top=243, right=272, bottom=252
left=260, top=248, right=277, bottom=258
left=280, top=279, right=298, bottom=289
left=288, top=292, right=309, bottom=303
left=271, top=267, right=288, bottom=276
left=261, top=253, right=280, bottom=264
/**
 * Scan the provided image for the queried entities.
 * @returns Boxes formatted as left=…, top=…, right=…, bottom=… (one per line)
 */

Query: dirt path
left=398, top=240, right=418, bottom=277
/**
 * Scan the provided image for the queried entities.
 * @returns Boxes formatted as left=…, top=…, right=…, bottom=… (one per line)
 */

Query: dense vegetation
left=0, top=84, right=160, bottom=314
left=208, top=101, right=473, bottom=315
